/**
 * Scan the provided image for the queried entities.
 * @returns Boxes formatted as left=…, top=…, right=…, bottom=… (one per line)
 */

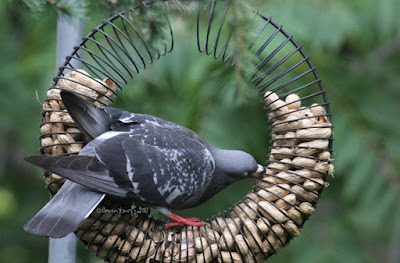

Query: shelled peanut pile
left=42, top=71, right=334, bottom=263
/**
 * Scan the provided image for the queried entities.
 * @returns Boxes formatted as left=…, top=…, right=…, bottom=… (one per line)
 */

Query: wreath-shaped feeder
left=39, top=1, right=333, bottom=262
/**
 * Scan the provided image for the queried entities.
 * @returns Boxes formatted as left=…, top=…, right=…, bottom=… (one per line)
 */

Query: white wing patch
left=126, top=154, right=134, bottom=182
left=158, top=184, right=173, bottom=195
left=166, top=188, right=183, bottom=204
left=119, top=113, right=136, bottom=123
left=125, top=152, right=140, bottom=195
left=80, top=131, right=129, bottom=156
left=144, top=119, right=162, bottom=126
left=97, top=131, right=126, bottom=141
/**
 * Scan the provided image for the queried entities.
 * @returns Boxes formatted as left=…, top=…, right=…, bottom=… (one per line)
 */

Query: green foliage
left=1, top=0, right=399, bottom=262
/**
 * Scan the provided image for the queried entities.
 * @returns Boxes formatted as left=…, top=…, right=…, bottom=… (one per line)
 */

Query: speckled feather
left=83, top=111, right=215, bottom=209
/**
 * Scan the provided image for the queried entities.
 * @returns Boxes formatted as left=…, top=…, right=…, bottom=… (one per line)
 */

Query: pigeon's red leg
left=164, top=213, right=205, bottom=228
left=185, top=217, right=202, bottom=221
left=154, top=207, right=205, bottom=228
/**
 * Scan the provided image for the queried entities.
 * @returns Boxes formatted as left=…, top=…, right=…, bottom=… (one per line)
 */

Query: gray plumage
left=24, top=180, right=104, bottom=238
left=24, top=91, right=261, bottom=238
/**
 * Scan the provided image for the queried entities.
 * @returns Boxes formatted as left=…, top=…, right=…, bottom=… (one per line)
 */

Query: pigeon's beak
left=250, top=164, right=265, bottom=180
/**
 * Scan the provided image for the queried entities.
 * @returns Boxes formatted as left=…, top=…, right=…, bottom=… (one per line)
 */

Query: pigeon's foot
left=153, top=206, right=205, bottom=228
left=164, top=213, right=205, bottom=228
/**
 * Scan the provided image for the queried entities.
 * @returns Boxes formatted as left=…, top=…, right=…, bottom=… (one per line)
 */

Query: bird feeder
left=38, top=1, right=333, bottom=262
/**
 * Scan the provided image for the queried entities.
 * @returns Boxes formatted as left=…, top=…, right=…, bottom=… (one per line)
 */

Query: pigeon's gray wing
left=105, top=108, right=180, bottom=131
left=24, top=180, right=105, bottom=238
left=91, top=125, right=216, bottom=209
left=60, top=91, right=173, bottom=139
left=61, top=91, right=116, bottom=139
left=24, top=155, right=130, bottom=197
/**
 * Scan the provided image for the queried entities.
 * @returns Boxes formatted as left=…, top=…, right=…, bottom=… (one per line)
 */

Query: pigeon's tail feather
left=60, top=91, right=115, bottom=139
left=24, top=155, right=128, bottom=197
left=24, top=180, right=105, bottom=238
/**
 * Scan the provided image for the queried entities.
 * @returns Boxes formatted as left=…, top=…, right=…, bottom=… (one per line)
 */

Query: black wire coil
left=38, top=1, right=333, bottom=262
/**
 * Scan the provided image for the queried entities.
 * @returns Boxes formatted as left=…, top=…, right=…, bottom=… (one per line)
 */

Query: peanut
left=256, top=217, right=271, bottom=234
left=232, top=201, right=258, bottom=220
left=195, top=243, right=219, bottom=263
left=129, top=239, right=156, bottom=262
left=57, top=70, right=100, bottom=99
left=201, top=228, right=220, bottom=244
left=275, top=169, right=311, bottom=184
left=218, top=251, right=243, bottom=263
left=101, top=222, right=126, bottom=236
left=244, top=192, right=259, bottom=203
left=41, top=137, right=53, bottom=154
left=310, top=103, right=329, bottom=123
left=78, top=230, right=105, bottom=244
left=102, top=234, right=119, bottom=250
left=80, top=217, right=104, bottom=231
left=263, top=91, right=279, bottom=105
left=295, top=140, right=329, bottom=156
left=109, top=252, right=126, bottom=263
left=291, top=185, right=319, bottom=203
left=243, top=219, right=263, bottom=253
left=46, top=88, right=61, bottom=99
left=267, top=159, right=291, bottom=174
left=272, top=115, right=302, bottom=133
left=303, top=178, right=325, bottom=191
left=104, top=77, right=116, bottom=95
left=126, top=227, right=145, bottom=244
left=118, top=239, right=133, bottom=255
left=49, top=112, right=64, bottom=139
left=51, top=139, right=64, bottom=155
left=275, top=194, right=296, bottom=210
left=58, top=134, right=82, bottom=153
left=193, top=236, right=208, bottom=252
left=40, top=124, right=52, bottom=135
left=299, top=202, right=315, bottom=217
left=270, top=147, right=294, bottom=160
left=282, top=131, right=299, bottom=146
left=257, top=184, right=290, bottom=201
left=287, top=207, right=303, bottom=226
left=283, top=220, right=300, bottom=237
left=66, top=127, right=82, bottom=140
left=219, top=222, right=240, bottom=250
left=292, top=156, right=317, bottom=169
left=235, top=234, right=250, bottom=256
left=258, top=201, right=289, bottom=223
left=296, top=124, right=332, bottom=140
left=173, top=248, right=196, bottom=262
left=311, top=161, right=330, bottom=178
left=43, top=100, right=60, bottom=111
left=318, top=151, right=331, bottom=161
left=285, top=94, right=301, bottom=110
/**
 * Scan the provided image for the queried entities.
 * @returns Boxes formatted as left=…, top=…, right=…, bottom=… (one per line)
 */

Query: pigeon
left=24, top=90, right=265, bottom=238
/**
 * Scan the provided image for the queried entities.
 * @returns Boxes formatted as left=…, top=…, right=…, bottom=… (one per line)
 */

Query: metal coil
left=38, top=1, right=333, bottom=262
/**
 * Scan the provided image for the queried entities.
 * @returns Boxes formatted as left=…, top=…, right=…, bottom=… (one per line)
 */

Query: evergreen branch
left=227, top=0, right=260, bottom=103
left=45, top=0, right=69, bottom=14
left=231, top=0, right=245, bottom=92
left=22, top=0, right=87, bottom=18
left=163, top=0, right=197, bottom=13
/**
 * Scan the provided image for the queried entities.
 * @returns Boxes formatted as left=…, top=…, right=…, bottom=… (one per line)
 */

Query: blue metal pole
left=49, top=2, right=84, bottom=263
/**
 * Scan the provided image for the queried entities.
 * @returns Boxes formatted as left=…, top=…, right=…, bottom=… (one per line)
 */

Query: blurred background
left=0, top=0, right=399, bottom=262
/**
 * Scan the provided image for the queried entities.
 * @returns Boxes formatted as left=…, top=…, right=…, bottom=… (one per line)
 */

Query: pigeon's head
left=211, top=148, right=265, bottom=180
